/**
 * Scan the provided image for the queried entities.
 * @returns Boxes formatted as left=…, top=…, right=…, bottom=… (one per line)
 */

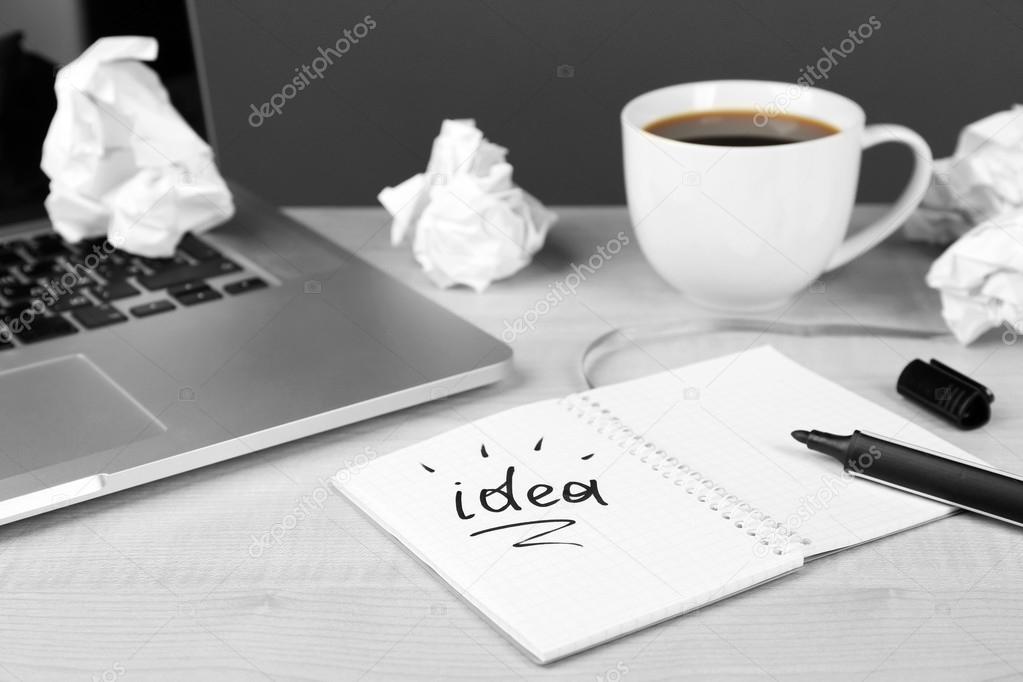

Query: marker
left=791, top=429, right=1023, bottom=528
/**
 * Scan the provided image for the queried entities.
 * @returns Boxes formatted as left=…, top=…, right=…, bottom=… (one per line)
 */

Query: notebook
left=335, top=346, right=977, bottom=664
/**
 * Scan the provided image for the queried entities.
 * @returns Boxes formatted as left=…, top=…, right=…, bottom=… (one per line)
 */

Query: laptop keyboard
left=0, top=231, right=269, bottom=349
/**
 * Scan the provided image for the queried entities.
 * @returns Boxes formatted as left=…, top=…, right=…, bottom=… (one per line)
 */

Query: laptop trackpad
left=0, top=356, right=164, bottom=476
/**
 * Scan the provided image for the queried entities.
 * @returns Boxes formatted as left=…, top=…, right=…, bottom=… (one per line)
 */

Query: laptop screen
left=0, top=0, right=207, bottom=228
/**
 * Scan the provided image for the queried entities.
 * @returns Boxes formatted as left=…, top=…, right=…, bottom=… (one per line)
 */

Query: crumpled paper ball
left=905, top=106, right=1023, bottom=244
left=926, top=208, right=1023, bottom=344
left=41, top=36, right=234, bottom=258
left=379, top=119, right=556, bottom=292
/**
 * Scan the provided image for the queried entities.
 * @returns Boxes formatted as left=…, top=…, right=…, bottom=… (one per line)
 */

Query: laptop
left=0, top=9, right=512, bottom=525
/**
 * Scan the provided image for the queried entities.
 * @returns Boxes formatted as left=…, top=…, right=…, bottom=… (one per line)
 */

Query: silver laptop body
left=0, top=22, right=511, bottom=526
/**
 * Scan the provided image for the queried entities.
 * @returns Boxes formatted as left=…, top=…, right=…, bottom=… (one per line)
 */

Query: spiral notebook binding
left=560, top=394, right=812, bottom=557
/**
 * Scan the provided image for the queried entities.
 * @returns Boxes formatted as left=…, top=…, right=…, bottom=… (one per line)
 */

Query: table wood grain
left=0, top=206, right=1021, bottom=681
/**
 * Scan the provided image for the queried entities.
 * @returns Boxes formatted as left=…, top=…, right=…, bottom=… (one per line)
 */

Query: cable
left=580, top=319, right=950, bottom=389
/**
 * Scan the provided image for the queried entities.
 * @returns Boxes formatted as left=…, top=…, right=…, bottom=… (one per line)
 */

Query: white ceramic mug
left=621, top=80, right=933, bottom=310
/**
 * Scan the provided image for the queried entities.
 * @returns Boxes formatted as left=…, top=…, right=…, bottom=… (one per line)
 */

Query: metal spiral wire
left=560, top=392, right=812, bottom=556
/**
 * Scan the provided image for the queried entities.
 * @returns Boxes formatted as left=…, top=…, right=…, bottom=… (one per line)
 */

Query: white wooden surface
left=1, top=206, right=1021, bottom=681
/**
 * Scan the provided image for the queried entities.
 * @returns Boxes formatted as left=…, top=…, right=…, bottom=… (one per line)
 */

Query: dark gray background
left=191, top=0, right=1023, bottom=206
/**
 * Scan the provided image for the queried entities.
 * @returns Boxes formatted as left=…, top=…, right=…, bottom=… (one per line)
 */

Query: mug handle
left=824, top=124, right=933, bottom=272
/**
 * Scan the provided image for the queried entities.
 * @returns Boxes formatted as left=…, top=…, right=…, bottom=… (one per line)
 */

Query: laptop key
left=2, top=239, right=29, bottom=252
left=89, top=280, right=140, bottom=302
left=0, top=283, right=34, bottom=302
left=224, top=277, right=267, bottom=295
left=177, top=234, right=221, bottom=261
left=138, top=259, right=241, bottom=290
left=71, top=304, right=128, bottom=329
left=19, top=259, right=63, bottom=279
left=2, top=301, right=34, bottom=318
left=28, top=234, right=71, bottom=257
left=50, top=293, right=91, bottom=312
left=78, top=236, right=108, bottom=249
left=0, top=248, right=23, bottom=268
left=106, top=251, right=136, bottom=267
left=0, top=320, right=12, bottom=349
left=168, top=280, right=209, bottom=297
left=173, top=286, right=223, bottom=306
left=139, top=255, right=189, bottom=272
left=12, top=315, right=78, bottom=343
left=130, top=300, right=175, bottom=318
left=99, top=266, right=143, bottom=283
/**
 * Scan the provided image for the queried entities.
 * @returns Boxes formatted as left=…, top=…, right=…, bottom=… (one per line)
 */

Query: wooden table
left=1, top=206, right=1021, bottom=681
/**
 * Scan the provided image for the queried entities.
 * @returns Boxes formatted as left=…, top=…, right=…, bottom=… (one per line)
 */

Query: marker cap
left=897, top=358, right=994, bottom=429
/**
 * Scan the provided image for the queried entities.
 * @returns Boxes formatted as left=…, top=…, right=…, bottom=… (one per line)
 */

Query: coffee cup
left=621, top=80, right=933, bottom=310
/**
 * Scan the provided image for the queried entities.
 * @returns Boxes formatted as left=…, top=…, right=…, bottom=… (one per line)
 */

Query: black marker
left=791, top=429, right=1023, bottom=528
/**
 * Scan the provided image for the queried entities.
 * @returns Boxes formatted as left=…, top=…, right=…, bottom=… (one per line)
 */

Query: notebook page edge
left=539, top=552, right=804, bottom=663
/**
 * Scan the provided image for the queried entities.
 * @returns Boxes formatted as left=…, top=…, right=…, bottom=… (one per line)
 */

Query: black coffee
left=644, top=109, right=839, bottom=146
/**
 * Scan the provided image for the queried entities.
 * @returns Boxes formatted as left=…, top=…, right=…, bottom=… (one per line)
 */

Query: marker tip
left=791, top=429, right=810, bottom=444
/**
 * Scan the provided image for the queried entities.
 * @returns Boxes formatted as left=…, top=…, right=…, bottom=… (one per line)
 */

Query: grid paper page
left=587, top=346, right=976, bottom=557
left=336, top=399, right=800, bottom=663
